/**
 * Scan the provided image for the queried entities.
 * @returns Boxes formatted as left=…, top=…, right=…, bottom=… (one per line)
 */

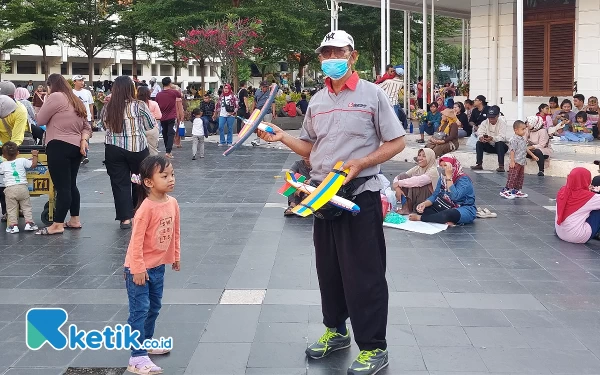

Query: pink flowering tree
left=175, top=16, right=263, bottom=91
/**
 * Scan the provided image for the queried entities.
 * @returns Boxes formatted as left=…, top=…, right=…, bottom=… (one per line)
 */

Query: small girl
left=124, top=155, right=180, bottom=375
left=0, top=142, right=39, bottom=233
left=560, top=111, right=594, bottom=142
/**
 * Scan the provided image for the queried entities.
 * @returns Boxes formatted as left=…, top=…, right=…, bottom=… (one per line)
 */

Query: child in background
left=560, top=111, right=594, bottom=142
left=124, top=155, right=180, bottom=375
left=500, top=121, right=539, bottom=200
left=284, top=157, right=312, bottom=217
left=191, top=108, right=205, bottom=160
left=0, top=142, right=39, bottom=233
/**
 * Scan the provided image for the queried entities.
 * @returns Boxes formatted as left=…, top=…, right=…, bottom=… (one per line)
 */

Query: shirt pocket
left=342, top=110, right=372, bottom=139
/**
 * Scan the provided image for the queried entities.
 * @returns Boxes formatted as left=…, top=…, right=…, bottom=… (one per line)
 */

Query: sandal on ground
left=120, top=221, right=132, bottom=230
left=284, top=207, right=295, bottom=217
left=476, top=207, right=497, bottom=219
left=64, top=222, right=83, bottom=229
left=127, top=356, right=163, bottom=374
left=147, top=348, right=171, bottom=355
left=35, top=227, right=64, bottom=235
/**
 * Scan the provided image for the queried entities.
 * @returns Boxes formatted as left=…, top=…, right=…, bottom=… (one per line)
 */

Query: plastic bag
left=466, top=133, right=478, bottom=151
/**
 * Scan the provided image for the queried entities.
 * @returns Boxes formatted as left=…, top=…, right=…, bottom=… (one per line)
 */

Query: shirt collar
left=325, top=71, right=359, bottom=93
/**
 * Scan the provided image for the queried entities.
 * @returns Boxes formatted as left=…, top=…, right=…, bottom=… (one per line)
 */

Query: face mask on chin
left=321, top=57, right=350, bottom=80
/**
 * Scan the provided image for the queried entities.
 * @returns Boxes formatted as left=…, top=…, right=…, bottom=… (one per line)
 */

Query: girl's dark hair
left=46, top=74, right=87, bottom=118
left=103, top=76, right=137, bottom=134
left=454, top=101, right=465, bottom=113
left=136, top=155, right=171, bottom=209
left=464, top=99, right=474, bottom=106
left=561, top=99, right=573, bottom=110
left=549, top=96, right=559, bottom=104
left=192, top=107, right=201, bottom=117
left=430, top=102, right=438, bottom=108
left=1, top=141, right=18, bottom=159
left=538, top=103, right=549, bottom=113
left=137, top=86, right=151, bottom=103
left=576, top=111, right=588, bottom=122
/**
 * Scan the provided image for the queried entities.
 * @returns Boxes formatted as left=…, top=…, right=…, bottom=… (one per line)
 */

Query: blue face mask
left=321, top=58, right=350, bottom=80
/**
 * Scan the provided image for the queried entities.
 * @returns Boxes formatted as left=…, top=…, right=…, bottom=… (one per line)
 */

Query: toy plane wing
left=237, top=109, right=261, bottom=139
left=291, top=161, right=353, bottom=217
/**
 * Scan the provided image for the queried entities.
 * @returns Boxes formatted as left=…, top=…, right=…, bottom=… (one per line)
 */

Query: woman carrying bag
left=213, top=84, right=239, bottom=146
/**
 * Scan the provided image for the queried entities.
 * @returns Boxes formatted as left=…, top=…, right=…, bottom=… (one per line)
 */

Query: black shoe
left=470, top=164, right=483, bottom=171
left=120, top=221, right=132, bottom=230
left=305, top=327, right=351, bottom=359
left=347, top=349, right=389, bottom=375
left=537, top=171, right=544, bottom=176
left=496, top=166, right=506, bottom=173
left=192, top=155, right=196, bottom=160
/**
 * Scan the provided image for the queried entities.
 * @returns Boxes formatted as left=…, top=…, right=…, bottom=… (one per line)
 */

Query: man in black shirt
left=469, top=95, right=490, bottom=133
left=199, top=94, right=217, bottom=135
left=297, top=93, right=309, bottom=115
left=237, top=81, right=250, bottom=133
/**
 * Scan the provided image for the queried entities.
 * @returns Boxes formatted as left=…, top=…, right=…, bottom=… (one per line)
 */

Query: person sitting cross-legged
left=393, top=148, right=438, bottom=214
left=417, top=102, right=441, bottom=144
left=470, top=105, right=509, bottom=172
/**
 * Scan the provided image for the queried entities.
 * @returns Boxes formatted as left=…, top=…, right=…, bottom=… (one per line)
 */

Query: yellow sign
left=33, top=178, right=50, bottom=192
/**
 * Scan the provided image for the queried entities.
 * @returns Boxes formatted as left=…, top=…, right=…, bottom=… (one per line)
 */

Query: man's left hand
left=342, top=159, right=367, bottom=184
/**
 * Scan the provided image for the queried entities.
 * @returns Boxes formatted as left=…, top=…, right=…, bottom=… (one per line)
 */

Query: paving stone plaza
left=2, top=139, right=600, bottom=375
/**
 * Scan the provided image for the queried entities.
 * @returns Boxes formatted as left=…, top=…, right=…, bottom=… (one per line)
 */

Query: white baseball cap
left=72, top=75, right=85, bottom=81
left=315, top=30, right=355, bottom=53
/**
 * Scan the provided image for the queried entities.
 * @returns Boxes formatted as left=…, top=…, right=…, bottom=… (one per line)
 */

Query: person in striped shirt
left=100, top=76, right=157, bottom=230
left=377, top=66, right=408, bottom=129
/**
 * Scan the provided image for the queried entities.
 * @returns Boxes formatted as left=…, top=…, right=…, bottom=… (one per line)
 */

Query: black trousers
left=104, top=144, right=149, bottom=221
left=0, top=187, right=5, bottom=215
left=421, top=206, right=461, bottom=224
left=236, top=108, right=248, bottom=133
left=161, top=118, right=176, bottom=153
left=526, top=149, right=548, bottom=172
left=313, top=191, right=388, bottom=351
left=476, top=141, right=508, bottom=165
left=46, top=140, right=82, bottom=223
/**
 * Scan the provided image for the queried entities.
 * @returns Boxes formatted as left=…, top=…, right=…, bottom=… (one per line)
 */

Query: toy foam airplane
left=237, top=116, right=275, bottom=134
left=277, top=161, right=360, bottom=217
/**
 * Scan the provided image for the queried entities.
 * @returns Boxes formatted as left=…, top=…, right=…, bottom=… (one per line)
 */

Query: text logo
left=324, top=32, right=335, bottom=41
left=348, top=103, right=367, bottom=108
left=26, top=308, right=173, bottom=351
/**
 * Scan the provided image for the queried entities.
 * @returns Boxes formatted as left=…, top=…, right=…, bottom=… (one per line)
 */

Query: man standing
left=149, top=77, right=161, bottom=100
left=378, top=65, right=408, bottom=129
left=73, top=75, right=94, bottom=164
left=237, top=80, right=250, bottom=133
left=470, top=105, right=509, bottom=172
left=156, top=77, right=181, bottom=159
left=250, top=81, right=276, bottom=147
left=257, top=30, right=405, bottom=375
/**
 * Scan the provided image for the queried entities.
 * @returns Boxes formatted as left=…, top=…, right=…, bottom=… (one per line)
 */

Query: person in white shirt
left=72, top=75, right=94, bottom=164
left=191, top=108, right=205, bottom=159
left=150, top=77, right=162, bottom=99
left=378, top=66, right=408, bottom=129
left=0, top=141, right=38, bottom=233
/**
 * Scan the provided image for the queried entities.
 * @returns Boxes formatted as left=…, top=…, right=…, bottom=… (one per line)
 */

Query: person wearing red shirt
left=278, top=95, right=298, bottom=117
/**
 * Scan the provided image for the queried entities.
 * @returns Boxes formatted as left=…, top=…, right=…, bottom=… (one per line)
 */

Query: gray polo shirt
left=299, top=76, right=405, bottom=193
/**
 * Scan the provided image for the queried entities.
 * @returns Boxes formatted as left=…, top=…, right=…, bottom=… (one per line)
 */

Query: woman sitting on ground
left=525, top=116, right=552, bottom=176
left=556, top=167, right=600, bottom=243
left=454, top=101, right=471, bottom=137
left=393, top=148, right=438, bottom=214
left=409, top=154, right=476, bottom=225
left=426, top=108, right=459, bottom=157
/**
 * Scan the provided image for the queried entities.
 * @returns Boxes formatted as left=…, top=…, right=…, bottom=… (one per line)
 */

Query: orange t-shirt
left=124, top=196, right=181, bottom=274
left=283, top=102, right=297, bottom=117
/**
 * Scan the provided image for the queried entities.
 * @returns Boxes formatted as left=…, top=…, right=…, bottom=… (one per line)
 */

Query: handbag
left=431, top=191, right=455, bottom=212
left=223, top=97, right=235, bottom=113
left=433, top=131, right=447, bottom=140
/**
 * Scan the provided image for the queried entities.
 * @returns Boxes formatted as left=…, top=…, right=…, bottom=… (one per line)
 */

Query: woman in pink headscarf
left=213, top=83, right=238, bottom=146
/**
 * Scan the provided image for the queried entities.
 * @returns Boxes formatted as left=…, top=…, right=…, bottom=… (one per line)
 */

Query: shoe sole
left=126, top=365, right=163, bottom=375
left=348, top=358, right=389, bottom=375
left=306, top=342, right=351, bottom=360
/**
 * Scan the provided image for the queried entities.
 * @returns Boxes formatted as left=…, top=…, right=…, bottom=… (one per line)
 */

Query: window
left=61, top=63, right=68, bottom=75
left=71, top=62, right=89, bottom=75
left=122, top=64, right=133, bottom=76
left=196, top=65, right=205, bottom=77
left=188, top=66, right=194, bottom=77
left=94, top=63, right=101, bottom=76
left=16, top=61, right=37, bottom=74
left=112, top=64, right=118, bottom=76
left=523, top=0, right=575, bottom=96
left=160, top=65, right=172, bottom=76
left=151, top=64, right=158, bottom=76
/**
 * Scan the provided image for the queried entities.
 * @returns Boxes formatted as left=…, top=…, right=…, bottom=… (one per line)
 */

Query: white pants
left=146, top=127, right=160, bottom=156
left=192, top=135, right=205, bottom=157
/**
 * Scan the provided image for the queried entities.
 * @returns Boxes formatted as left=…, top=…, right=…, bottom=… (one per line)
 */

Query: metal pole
left=330, top=0, right=338, bottom=32
left=461, top=19, right=465, bottom=82
left=407, top=12, right=411, bottom=108
left=430, top=0, right=435, bottom=102
left=386, top=0, right=391, bottom=65
left=380, top=0, right=386, bottom=75
left=422, top=0, right=427, bottom=109
left=404, top=10, right=408, bottom=111
left=517, top=0, right=524, bottom=119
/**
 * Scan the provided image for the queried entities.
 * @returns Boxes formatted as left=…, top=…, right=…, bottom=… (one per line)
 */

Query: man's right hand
left=256, top=122, right=285, bottom=143
left=479, top=136, right=487, bottom=143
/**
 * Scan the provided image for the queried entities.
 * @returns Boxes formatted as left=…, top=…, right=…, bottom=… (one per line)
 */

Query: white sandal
left=477, top=207, right=497, bottom=218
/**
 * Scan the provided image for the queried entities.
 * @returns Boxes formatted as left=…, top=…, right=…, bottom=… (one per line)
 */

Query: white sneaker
left=513, top=190, right=529, bottom=198
left=500, top=190, right=515, bottom=200
left=6, top=225, right=19, bottom=234
left=24, top=222, right=38, bottom=231
left=251, top=140, right=260, bottom=147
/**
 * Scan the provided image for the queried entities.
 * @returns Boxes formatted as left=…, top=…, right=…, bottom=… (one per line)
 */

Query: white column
left=404, top=10, right=408, bottom=111
left=380, top=0, right=386, bottom=75
left=407, top=12, right=411, bottom=109
left=430, top=0, right=435, bottom=100
left=461, top=19, right=465, bottom=81
left=330, top=0, right=339, bottom=31
left=517, top=0, right=524, bottom=120
left=490, top=0, right=499, bottom=104
left=386, top=0, right=391, bottom=65
left=422, top=0, right=427, bottom=108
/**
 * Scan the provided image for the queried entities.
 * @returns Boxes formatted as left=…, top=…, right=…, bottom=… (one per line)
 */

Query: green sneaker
left=347, top=349, right=389, bottom=375
left=305, top=327, right=351, bottom=359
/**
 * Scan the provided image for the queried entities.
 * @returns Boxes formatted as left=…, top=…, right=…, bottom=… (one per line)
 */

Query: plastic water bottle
left=409, top=122, right=413, bottom=133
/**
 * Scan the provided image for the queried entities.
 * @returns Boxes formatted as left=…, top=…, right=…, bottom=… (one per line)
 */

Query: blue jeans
left=219, top=116, right=235, bottom=145
left=202, top=116, right=217, bottom=134
left=560, top=131, right=594, bottom=142
left=419, top=122, right=435, bottom=136
left=587, top=210, right=600, bottom=241
left=125, top=264, right=165, bottom=357
left=393, top=105, right=409, bottom=129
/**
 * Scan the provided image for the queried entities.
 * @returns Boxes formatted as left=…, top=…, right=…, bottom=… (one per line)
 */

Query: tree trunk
left=88, top=55, right=94, bottom=83
left=42, top=45, right=49, bottom=82
left=261, top=65, right=266, bottom=80
left=199, top=58, right=205, bottom=94
left=131, top=35, right=137, bottom=78
left=173, top=50, right=178, bottom=83
left=232, top=58, right=239, bottom=92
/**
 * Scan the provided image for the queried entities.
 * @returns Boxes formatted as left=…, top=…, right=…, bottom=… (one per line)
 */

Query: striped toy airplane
left=278, top=161, right=360, bottom=217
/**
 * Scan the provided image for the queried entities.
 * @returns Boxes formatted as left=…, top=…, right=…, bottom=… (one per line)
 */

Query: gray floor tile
left=464, top=326, right=530, bottom=348
left=386, top=345, right=427, bottom=371
left=502, top=310, right=564, bottom=328
left=13, top=347, right=79, bottom=368
left=200, top=305, right=260, bottom=343
left=420, top=346, right=487, bottom=372
left=185, top=343, right=251, bottom=374
left=453, top=308, right=512, bottom=327
left=253, top=322, right=308, bottom=343
left=258, top=305, right=309, bottom=323
left=536, top=348, right=600, bottom=374
left=404, top=307, right=460, bottom=326
left=412, top=325, right=471, bottom=347
left=386, top=324, right=418, bottom=346
left=516, top=327, right=587, bottom=350
left=247, top=342, right=307, bottom=368
left=476, top=347, right=550, bottom=373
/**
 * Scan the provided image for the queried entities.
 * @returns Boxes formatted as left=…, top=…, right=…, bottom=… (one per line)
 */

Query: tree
left=59, top=0, right=122, bottom=82
left=4, top=0, right=69, bottom=81
left=0, top=23, right=34, bottom=79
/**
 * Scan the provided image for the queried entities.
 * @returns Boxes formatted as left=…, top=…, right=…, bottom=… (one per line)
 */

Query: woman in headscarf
left=556, top=168, right=600, bottom=243
left=409, top=154, right=476, bottom=225
left=213, top=83, right=238, bottom=146
left=525, top=115, right=552, bottom=176
left=426, top=108, right=460, bottom=157
left=14, top=87, right=45, bottom=145
left=393, top=148, right=439, bottom=214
